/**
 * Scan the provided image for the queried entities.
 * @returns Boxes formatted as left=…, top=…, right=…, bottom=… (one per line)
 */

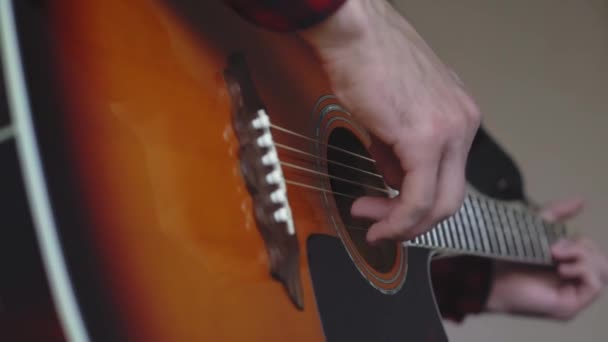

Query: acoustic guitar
left=0, top=0, right=569, bottom=341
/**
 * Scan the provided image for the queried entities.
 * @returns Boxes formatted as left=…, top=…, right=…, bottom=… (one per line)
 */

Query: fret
left=528, top=214, right=549, bottom=261
left=513, top=210, right=531, bottom=258
left=493, top=202, right=508, bottom=256
left=413, top=235, right=421, bottom=245
left=423, top=233, right=430, bottom=246
left=508, top=209, right=525, bottom=259
left=464, top=196, right=484, bottom=252
left=441, top=221, right=453, bottom=249
left=461, top=208, right=477, bottom=251
left=424, top=232, right=432, bottom=247
left=500, top=206, right=517, bottom=255
left=446, top=218, right=460, bottom=249
left=520, top=214, right=544, bottom=260
left=454, top=210, right=469, bottom=250
left=458, top=203, right=473, bottom=249
left=481, top=198, right=499, bottom=254
left=419, top=232, right=427, bottom=246
left=462, top=197, right=482, bottom=252
left=508, top=208, right=532, bottom=259
left=472, top=196, right=491, bottom=253
left=525, top=214, right=551, bottom=261
left=510, top=210, right=525, bottom=259
left=435, top=222, right=445, bottom=247
left=431, top=227, right=439, bottom=247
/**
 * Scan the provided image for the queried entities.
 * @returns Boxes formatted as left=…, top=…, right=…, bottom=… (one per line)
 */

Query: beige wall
left=391, top=0, right=608, bottom=341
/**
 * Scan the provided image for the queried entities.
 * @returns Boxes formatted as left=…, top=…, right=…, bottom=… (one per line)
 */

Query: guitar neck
left=407, top=188, right=568, bottom=266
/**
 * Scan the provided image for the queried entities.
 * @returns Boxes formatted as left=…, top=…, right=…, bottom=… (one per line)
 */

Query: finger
left=577, top=239, right=608, bottom=285
left=552, top=241, right=585, bottom=262
left=540, top=197, right=585, bottom=223
left=351, top=136, right=403, bottom=221
left=351, top=196, right=392, bottom=222
left=407, top=143, right=466, bottom=236
left=558, top=262, right=602, bottom=308
left=558, top=262, right=587, bottom=280
left=366, top=155, right=440, bottom=243
left=367, top=135, right=403, bottom=189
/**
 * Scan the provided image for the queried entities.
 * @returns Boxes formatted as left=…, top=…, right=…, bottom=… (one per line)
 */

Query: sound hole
left=327, top=128, right=397, bottom=273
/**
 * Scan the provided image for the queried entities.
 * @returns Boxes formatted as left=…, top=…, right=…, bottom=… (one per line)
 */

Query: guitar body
left=2, top=0, right=447, bottom=340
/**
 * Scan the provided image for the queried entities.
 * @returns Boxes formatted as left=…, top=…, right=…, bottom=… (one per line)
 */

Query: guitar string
left=270, top=124, right=376, bottom=163
left=280, top=161, right=389, bottom=194
left=275, top=142, right=383, bottom=179
left=284, top=180, right=358, bottom=199
left=267, top=123, right=562, bottom=255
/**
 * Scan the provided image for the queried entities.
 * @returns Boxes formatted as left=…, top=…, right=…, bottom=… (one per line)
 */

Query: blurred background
left=392, top=0, right=608, bottom=341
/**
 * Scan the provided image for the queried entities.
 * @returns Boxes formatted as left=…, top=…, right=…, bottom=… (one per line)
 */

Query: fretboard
left=406, top=188, right=568, bottom=265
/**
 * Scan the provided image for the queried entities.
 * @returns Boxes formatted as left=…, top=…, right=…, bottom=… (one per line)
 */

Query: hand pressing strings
left=487, top=197, right=608, bottom=320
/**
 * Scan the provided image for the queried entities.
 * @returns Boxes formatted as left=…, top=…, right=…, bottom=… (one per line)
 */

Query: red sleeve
left=430, top=255, right=494, bottom=323
left=224, top=0, right=347, bottom=32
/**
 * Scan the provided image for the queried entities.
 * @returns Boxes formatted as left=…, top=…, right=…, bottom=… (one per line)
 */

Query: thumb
left=539, top=197, right=585, bottom=223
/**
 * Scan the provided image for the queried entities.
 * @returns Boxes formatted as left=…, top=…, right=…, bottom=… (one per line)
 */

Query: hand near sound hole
left=487, top=197, right=608, bottom=320
left=299, top=0, right=481, bottom=244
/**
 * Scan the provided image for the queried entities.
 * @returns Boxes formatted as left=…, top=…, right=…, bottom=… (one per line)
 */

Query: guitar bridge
left=224, top=53, right=303, bottom=310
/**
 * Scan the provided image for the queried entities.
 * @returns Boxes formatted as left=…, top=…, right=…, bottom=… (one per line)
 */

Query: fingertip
left=365, top=225, right=382, bottom=246
left=351, top=196, right=392, bottom=221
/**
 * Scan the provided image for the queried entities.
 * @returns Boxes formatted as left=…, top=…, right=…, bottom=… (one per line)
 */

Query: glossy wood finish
left=45, top=0, right=381, bottom=340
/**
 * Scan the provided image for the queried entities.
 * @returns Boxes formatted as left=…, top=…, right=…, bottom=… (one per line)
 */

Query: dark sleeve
left=223, top=0, right=347, bottom=32
left=431, top=125, right=529, bottom=322
left=431, top=256, right=494, bottom=323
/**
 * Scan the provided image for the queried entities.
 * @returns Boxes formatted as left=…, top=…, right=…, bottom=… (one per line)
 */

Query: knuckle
left=439, top=183, right=466, bottom=219
left=462, top=95, right=482, bottom=122
left=435, top=198, right=464, bottom=222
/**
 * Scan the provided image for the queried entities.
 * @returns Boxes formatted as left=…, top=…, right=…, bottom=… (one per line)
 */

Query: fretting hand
left=487, top=197, right=608, bottom=320
left=299, top=0, right=481, bottom=244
